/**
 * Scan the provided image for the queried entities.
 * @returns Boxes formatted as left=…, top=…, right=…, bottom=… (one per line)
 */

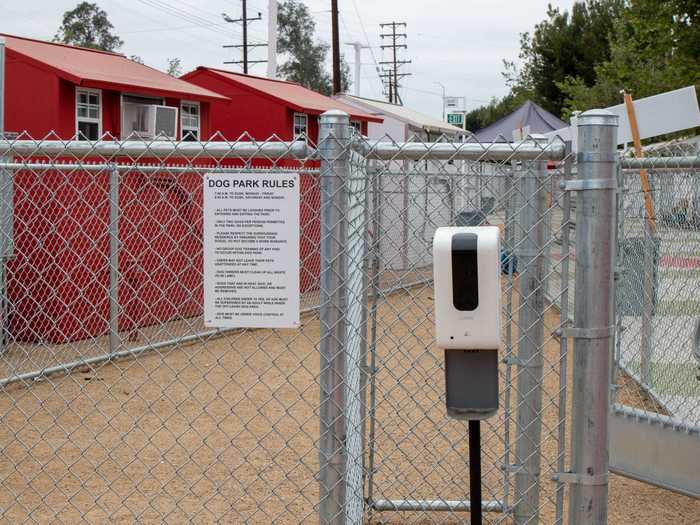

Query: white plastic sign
left=203, top=172, right=300, bottom=328
left=545, top=86, right=700, bottom=148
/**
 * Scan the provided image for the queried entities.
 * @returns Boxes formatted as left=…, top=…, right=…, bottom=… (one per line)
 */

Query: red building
left=180, top=67, right=383, bottom=311
left=180, top=67, right=381, bottom=143
left=2, top=34, right=226, bottom=140
left=2, top=38, right=380, bottom=344
left=1, top=35, right=228, bottom=343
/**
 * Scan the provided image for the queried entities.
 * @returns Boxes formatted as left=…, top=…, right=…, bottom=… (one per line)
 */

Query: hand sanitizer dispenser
left=433, top=226, right=501, bottom=420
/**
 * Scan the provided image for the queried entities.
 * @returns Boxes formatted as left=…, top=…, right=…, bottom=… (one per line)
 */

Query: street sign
left=445, top=96, right=466, bottom=111
left=447, top=112, right=464, bottom=126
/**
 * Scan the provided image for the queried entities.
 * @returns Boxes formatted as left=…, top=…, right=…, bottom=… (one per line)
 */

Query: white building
left=334, top=94, right=464, bottom=142
left=335, top=95, right=473, bottom=271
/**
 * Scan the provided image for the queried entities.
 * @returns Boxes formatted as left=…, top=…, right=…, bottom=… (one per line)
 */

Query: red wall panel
left=4, top=51, right=60, bottom=137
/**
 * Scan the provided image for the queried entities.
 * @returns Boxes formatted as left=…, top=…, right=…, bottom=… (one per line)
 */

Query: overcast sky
left=2, top=0, right=576, bottom=118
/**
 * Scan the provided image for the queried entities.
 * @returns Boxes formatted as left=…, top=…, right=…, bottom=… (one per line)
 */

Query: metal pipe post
left=513, top=148, right=547, bottom=525
left=0, top=35, right=10, bottom=355
left=468, top=420, right=482, bottom=525
left=501, top=164, right=516, bottom=514
left=568, top=109, right=618, bottom=525
left=555, top=142, right=574, bottom=523
left=318, top=109, right=351, bottom=525
left=108, top=166, right=120, bottom=354
left=365, top=159, right=381, bottom=517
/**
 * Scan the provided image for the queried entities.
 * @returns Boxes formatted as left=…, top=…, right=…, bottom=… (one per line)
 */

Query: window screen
left=181, top=102, right=200, bottom=141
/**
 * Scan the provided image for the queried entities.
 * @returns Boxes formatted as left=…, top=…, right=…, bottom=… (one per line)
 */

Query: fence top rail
left=0, top=139, right=315, bottom=160
left=357, top=139, right=568, bottom=161
left=0, top=161, right=320, bottom=174
left=621, top=156, right=700, bottom=170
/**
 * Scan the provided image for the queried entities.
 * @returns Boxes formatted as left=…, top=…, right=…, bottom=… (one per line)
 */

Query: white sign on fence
left=203, top=172, right=300, bottom=328
left=546, top=85, right=700, bottom=149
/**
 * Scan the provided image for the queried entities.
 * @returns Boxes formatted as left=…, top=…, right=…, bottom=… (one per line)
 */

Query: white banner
left=203, top=172, right=300, bottom=328
left=546, top=86, right=700, bottom=148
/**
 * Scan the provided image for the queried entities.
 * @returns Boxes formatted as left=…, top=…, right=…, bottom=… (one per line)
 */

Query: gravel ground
left=0, top=283, right=697, bottom=523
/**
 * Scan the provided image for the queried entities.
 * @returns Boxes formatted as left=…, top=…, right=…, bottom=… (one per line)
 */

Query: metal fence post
left=318, top=109, right=351, bottom=525
left=513, top=140, right=548, bottom=525
left=108, top=165, right=120, bottom=354
left=640, top=218, right=654, bottom=386
left=568, top=109, right=618, bottom=525
left=0, top=35, right=11, bottom=355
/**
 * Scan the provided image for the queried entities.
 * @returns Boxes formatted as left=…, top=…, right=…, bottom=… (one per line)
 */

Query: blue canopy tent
left=470, top=100, right=566, bottom=142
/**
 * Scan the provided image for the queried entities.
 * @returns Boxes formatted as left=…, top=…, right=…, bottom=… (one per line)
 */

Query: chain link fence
left=3, top=111, right=693, bottom=524
left=0, top=128, right=575, bottom=524
left=615, top=142, right=700, bottom=431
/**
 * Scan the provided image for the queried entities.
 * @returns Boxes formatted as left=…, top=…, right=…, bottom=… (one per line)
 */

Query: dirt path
left=0, top=284, right=697, bottom=523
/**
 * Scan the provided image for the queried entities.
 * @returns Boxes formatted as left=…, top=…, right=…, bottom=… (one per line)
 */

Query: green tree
left=507, top=0, right=624, bottom=116
left=464, top=0, right=624, bottom=131
left=277, top=0, right=350, bottom=95
left=166, top=57, right=183, bottom=77
left=559, top=0, right=700, bottom=117
left=54, top=1, right=123, bottom=51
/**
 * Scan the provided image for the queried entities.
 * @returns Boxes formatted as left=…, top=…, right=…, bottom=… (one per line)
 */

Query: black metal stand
left=469, top=419, right=482, bottom=525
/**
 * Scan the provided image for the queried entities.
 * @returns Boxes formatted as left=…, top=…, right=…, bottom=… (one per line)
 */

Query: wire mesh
left=357, top=133, right=574, bottom=524
left=0, top=131, right=576, bottom=524
left=615, top=143, right=700, bottom=431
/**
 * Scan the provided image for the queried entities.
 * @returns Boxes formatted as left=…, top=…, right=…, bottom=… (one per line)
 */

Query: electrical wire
left=113, top=0, right=227, bottom=50
left=349, top=0, right=385, bottom=97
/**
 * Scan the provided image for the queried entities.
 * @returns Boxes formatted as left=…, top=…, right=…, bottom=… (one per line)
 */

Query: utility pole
left=346, top=42, right=368, bottom=96
left=331, top=0, right=341, bottom=94
left=266, top=0, right=278, bottom=79
left=222, top=1, right=266, bottom=74
left=434, top=81, right=446, bottom=121
left=379, top=22, right=411, bottom=104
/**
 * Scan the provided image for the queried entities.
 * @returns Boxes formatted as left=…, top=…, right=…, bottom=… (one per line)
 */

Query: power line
left=135, top=0, right=232, bottom=38
left=223, top=0, right=267, bottom=74
left=349, top=0, right=383, bottom=98
left=121, top=22, right=229, bottom=35
left=379, top=22, right=411, bottom=104
left=123, top=0, right=232, bottom=51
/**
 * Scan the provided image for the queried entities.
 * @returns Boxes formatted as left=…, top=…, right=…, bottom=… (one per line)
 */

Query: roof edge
left=184, top=68, right=383, bottom=122
left=1, top=33, right=125, bottom=57
left=336, top=93, right=462, bottom=133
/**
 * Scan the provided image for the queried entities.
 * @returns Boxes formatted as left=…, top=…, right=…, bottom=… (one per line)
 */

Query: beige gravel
left=0, top=282, right=697, bottom=523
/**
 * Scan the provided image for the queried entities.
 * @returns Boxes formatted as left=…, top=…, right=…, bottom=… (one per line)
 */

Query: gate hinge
left=552, top=471, right=608, bottom=486
left=560, top=179, right=617, bottom=192
left=563, top=326, right=615, bottom=339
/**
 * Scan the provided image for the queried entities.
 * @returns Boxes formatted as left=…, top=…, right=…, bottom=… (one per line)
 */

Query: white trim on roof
left=335, top=94, right=464, bottom=136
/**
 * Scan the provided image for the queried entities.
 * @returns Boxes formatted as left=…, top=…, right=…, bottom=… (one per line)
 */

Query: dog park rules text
left=203, top=172, right=300, bottom=328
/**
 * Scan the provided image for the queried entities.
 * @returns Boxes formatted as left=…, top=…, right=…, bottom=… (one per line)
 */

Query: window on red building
left=76, top=88, right=101, bottom=140
left=181, top=101, right=200, bottom=141
left=293, top=113, right=308, bottom=141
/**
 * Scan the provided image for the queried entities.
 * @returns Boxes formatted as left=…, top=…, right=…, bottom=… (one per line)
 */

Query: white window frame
left=75, top=88, right=102, bottom=140
left=180, top=101, right=201, bottom=141
left=293, top=112, right=308, bottom=141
